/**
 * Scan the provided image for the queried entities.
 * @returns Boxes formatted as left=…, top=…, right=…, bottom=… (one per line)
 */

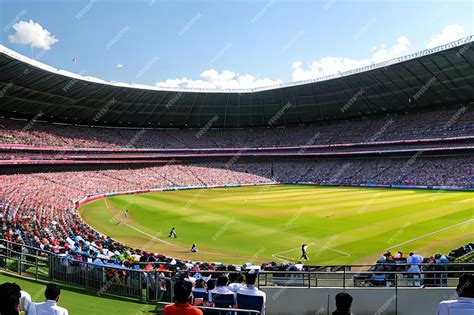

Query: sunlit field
left=79, top=185, right=473, bottom=265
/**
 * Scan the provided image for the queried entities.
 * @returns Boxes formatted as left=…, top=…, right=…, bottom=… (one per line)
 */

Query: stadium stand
left=0, top=36, right=473, bottom=315
left=1, top=105, right=473, bottom=149
left=1, top=37, right=473, bottom=268
left=1, top=156, right=472, bottom=263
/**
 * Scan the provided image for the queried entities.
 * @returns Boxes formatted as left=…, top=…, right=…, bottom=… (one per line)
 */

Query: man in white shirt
left=210, top=275, right=236, bottom=303
left=31, top=283, right=68, bottom=315
left=228, top=272, right=244, bottom=293
left=436, top=274, right=474, bottom=315
left=238, top=269, right=266, bottom=315
left=20, top=290, right=34, bottom=314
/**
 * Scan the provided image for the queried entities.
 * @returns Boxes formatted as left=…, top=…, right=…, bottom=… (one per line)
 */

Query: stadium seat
left=192, top=290, right=207, bottom=299
left=370, top=274, right=387, bottom=286
left=213, top=293, right=236, bottom=315
left=236, top=293, right=263, bottom=315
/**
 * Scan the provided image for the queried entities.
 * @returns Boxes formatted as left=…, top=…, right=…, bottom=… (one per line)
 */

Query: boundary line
left=104, top=197, right=249, bottom=257
left=271, top=241, right=352, bottom=262
left=123, top=223, right=180, bottom=247
left=104, top=197, right=181, bottom=248
left=312, top=243, right=352, bottom=256
left=389, top=218, right=474, bottom=249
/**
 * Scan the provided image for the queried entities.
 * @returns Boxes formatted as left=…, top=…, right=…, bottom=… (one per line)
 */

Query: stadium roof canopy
left=0, top=36, right=473, bottom=128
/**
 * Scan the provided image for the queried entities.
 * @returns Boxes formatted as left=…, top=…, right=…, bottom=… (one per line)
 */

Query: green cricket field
left=78, top=185, right=473, bottom=265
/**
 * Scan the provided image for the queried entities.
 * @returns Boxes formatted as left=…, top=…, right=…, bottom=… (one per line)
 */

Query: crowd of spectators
left=1, top=105, right=472, bottom=149
left=2, top=274, right=473, bottom=315
left=0, top=103, right=472, bottom=292
left=0, top=155, right=471, bottom=273
left=0, top=139, right=471, bottom=163
left=0, top=282, right=68, bottom=315
left=164, top=269, right=266, bottom=314
left=271, top=156, right=473, bottom=187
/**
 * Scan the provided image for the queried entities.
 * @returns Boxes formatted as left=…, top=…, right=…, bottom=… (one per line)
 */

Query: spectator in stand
left=191, top=279, right=207, bottom=303
left=332, top=292, right=353, bottom=315
left=32, top=283, right=68, bottom=315
left=209, top=275, right=235, bottom=297
left=406, top=252, right=423, bottom=287
left=164, top=279, right=203, bottom=315
left=424, top=256, right=438, bottom=287
left=228, top=272, right=244, bottom=292
left=1, top=105, right=472, bottom=148
left=435, top=253, right=450, bottom=286
left=0, top=282, right=22, bottom=315
left=237, top=269, right=266, bottom=315
left=393, top=251, right=404, bottom=260
left=436, top=274, right=474, bottom=315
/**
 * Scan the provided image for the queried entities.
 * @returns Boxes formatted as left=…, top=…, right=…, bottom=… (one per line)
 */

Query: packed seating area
left=1, top=105, right=472, bottom=149
left=0, top=102, right=472, bottom=291
left=0, top=155, right=472, bottom=271
left=1, top=138, right=472, bottom=163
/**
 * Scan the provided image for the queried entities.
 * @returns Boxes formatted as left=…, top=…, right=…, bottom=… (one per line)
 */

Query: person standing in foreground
left=32, top=283, right=68, bottom=315
left=164, top=279, right=203, bottom=315
left=332, top=292, right=353, bottom=315
left=436, top=273, right=474, bottom=315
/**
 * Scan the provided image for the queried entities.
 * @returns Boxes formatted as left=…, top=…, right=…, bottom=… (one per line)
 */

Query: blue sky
left=0, top=0, right=473, bottom=89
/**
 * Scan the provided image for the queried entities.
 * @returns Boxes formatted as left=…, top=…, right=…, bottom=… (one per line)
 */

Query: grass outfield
left=0, top=273, right=155, bottom=314
left=79, top=185, right=474, bottom=265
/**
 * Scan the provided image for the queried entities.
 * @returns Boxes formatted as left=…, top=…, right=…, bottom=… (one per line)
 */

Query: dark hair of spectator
left=245, top=272, right=257, bottom=285
left=174, top=280, right=193, bottom=304
left=335, top=292, right=353, bottom=312
left=0, top=282, right=21, bottom=315
left=229, top=272, right=243, bottom=284
left=217, top=275, right=229, bottom=287
left=45, top=283, right=61, bottom=301
left=457, top=273, right=474, bottom=298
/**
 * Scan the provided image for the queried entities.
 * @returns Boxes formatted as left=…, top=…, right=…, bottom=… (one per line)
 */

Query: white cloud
left=155, top=24, right=467, bottom=88
left=8, top=20, right=58, bottom=50
left=426, top=24, right=465, bottom=48
left=156, top=69, right=282, bottom=89
left=116, top=64, right=123, bottom=68
left=291, top=36, right=410, bottom=81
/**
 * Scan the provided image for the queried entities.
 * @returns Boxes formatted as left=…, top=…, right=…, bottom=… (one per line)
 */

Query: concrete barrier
left=261, top=286, right=455, bottom=315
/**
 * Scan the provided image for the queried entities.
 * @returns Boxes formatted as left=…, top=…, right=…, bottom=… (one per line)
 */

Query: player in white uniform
left=300, top=244, right=308, bottom=260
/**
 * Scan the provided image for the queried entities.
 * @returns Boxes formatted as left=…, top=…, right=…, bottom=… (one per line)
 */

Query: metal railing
left=1, top=238, right=473, bottom=305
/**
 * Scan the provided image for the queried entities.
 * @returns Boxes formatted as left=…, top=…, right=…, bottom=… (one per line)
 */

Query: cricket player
left=300, top=244, right=308, bottom=260
left=169, top=227, right=177, bottom=238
